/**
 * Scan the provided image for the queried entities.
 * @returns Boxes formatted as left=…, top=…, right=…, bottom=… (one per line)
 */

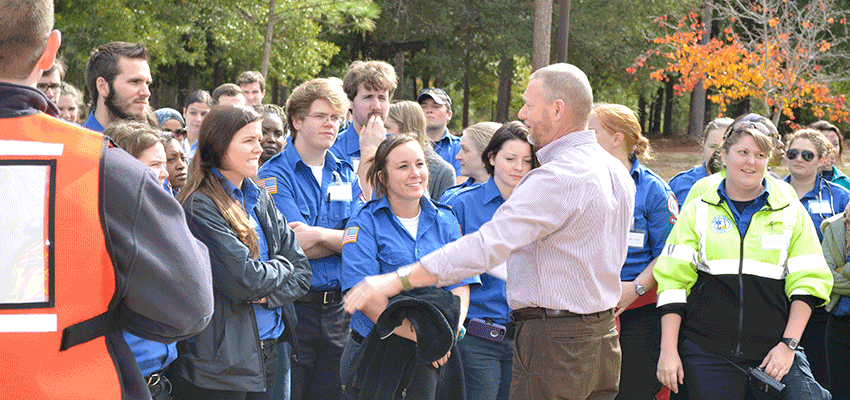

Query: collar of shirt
left=535, top=130, right=597, bottom=164
left=338, top=123, right=360, bottom=157
left=211, top=167, right=261, bottom=210
left=435, top=127, right=452, bottom=144
left=783, top=173, right=828, bottom=202
left=481, top=177, right=506, bottom=204
left=82, top=110, right=105, bottom=132
left=372, top=195, right=439, bottom=236
left=716, top=177, right=770, bottom=235
left=283, top=139, right=343, bottom=175
left=629, top=156, right=645, bottom=183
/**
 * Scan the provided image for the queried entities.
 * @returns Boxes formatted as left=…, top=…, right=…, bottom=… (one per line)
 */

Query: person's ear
left=96, top=76, right=110, bottom=100
left=613, top=132, right=626, bottom=148
left=35, top=30, right=61, bottom=73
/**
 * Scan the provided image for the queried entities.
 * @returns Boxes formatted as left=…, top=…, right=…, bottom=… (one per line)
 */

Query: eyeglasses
left=37, top=83, right=61, bottom=92
left=786, top=148, right=816, bottom=162
left=307, top=113, right=345, bottom=125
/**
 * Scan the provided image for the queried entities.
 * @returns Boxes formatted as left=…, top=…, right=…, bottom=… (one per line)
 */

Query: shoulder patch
left=710, top=215, right=733, bottom=234
left=342, top=227, right=359, bottom=245
left=667, top=193, right=679, bottom=223
left=257, top=177, right=277, bottom=194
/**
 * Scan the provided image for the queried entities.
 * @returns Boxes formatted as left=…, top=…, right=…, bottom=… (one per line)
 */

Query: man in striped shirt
left=344, top=63, right=636, bottom=399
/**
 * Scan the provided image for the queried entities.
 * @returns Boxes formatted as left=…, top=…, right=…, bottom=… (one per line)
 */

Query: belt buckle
left=323, top=291, right=331, bottom=304
left=146, top=373, right=161, bottom=386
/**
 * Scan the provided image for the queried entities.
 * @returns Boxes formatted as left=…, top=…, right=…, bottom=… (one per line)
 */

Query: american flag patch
left=342, top=227, right=359, bottom=245
left=257, top=177, right=277, bottom=194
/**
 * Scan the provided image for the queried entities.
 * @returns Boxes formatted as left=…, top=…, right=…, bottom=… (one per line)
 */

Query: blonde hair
left=785, top=128, right=833, bottom=159
left=388, top=100, right=431, bottom=152
left=591, top=103, right=652, bottom=160
left=105, top=119, right=166, bottom=159
left=461, top=122, right=501, bottom=153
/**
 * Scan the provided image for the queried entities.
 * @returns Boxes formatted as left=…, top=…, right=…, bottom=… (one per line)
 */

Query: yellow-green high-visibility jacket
left=654, top=179, right=833, bottom=360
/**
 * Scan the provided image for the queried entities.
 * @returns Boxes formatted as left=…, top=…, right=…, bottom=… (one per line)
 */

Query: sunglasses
left=786, top=148, right=815, bottom=162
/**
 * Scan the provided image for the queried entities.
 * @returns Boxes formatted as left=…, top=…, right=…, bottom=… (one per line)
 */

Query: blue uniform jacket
left=439, top=178, right=481, bottom=203
left=445, top=177, right=511, bottom=325
left=622, top=159, right=678, bottom=281
left=341, top=196, right=480, bottom=337
left=668, top=163, right=708, bottom=208
left=433, top=127, right=462, bottom=176
left=783, top=174, right=850, bottom=241
left=329, top=123, right=360, bottom=171
left=258, top=140, right=362, bottom=290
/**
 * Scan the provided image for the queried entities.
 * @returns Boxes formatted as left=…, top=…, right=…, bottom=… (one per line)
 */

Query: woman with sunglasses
left=783, top=128, right=850, bottom=389
left=654, top=120, right=832, bottom=400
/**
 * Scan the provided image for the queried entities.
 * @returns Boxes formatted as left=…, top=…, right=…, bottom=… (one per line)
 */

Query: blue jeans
left=457, top=334, right=513, bottom=400
left=679, top=338, right=830, bottom=400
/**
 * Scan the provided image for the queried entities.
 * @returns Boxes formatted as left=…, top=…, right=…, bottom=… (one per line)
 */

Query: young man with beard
left=329, top=60, right=397, bottom=196
left=82, top=41, right=151, bottom=132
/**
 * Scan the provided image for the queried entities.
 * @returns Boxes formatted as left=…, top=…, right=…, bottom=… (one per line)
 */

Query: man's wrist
left=396, top=266, right=414, bottom=291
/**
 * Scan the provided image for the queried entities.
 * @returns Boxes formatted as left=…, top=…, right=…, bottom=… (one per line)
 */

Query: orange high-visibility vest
left=0, top=112, right=122, bottom=399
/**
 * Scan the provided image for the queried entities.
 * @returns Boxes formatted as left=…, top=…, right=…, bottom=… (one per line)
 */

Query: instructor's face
left=518, top=79, right=555, bottom=147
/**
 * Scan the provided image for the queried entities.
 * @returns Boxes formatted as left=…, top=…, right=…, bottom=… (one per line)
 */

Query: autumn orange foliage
left=630, top=10, right=849, bottom=125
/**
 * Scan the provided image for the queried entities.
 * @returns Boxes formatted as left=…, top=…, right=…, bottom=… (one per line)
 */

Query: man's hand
left=358, top=115, right=387, bottom=154
left=614, top=281, right=640, bottom=317
left=343, top=272, right=404, bottom=314
left=760, top=342, right=796, bottom=381
left=289, top=221, right=322, bottom=249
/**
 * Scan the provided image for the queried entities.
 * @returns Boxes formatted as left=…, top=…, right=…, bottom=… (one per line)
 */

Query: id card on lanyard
left=327, top=171, right=352, bottom=202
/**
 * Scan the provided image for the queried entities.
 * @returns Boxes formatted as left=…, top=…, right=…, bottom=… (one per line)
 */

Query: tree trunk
left=496, top=54, right=514, bottom=122
left=650, top=87, right=663, bottom=135
left=663, top=76, right=675, bottom=137
left=557, top=0, right=570, bottom=63
left=532, top=0, right=553, bottom=71
left=394, top=51, right=405, bottom=100
left=463, top=53, right=470, bottom=128
left=271, top=77, right=279, bottom=105
left=638, top=95, right=647, bottom=134
left=261, top=0, right=276, bottom=79
left=687, top=1, right=712, bottom=141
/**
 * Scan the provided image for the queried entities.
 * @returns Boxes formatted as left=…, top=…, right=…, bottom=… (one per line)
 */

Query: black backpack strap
left=60, top=309, right=116, bottom=351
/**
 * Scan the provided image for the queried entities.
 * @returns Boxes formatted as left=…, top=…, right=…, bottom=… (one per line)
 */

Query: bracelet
left=458, top=325, right=466, bottom=340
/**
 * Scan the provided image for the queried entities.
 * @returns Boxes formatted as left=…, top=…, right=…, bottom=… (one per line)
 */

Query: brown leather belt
left=509, top=307, right=588, bottom=322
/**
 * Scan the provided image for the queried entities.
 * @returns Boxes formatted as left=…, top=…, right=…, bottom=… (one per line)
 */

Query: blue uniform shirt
left=783, top=174, right=850, bottom=241
left=668, top=163, right=708, bottom=208
left=824, top=165, right=850, bottom=192
left=341, top=196, right=480, bottom=337
left=446, top=178, right=511, bottom=325
left=329, top=123, right=360, bottom=171
left=717, top=178, right=770, bottom=237
left=439, top=178, right=481, bottom=203
left=432, top=128, right=462, bottom=176
left=258, top=140, right=362, bottom=289
left=214, top=168, right=285, bottom=341
left=622, top=159, right=678, bottom=281
left=81, top=111, right=104, bottom=132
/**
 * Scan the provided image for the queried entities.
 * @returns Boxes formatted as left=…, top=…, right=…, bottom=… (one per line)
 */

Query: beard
left=104, top=82, right=140, bottom=120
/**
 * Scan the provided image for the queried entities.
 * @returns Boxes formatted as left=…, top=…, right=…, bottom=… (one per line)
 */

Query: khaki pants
left=509, top=309, right=621, bottom=400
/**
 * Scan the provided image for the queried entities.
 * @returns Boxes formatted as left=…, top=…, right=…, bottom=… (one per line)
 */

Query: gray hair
left=529, top=63, right=593, bottom=129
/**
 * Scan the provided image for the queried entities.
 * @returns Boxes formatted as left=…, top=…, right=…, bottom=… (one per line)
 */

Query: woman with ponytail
left=173, top=105, right=312, bottom=400
left=589, top=103, right=678, bottom=399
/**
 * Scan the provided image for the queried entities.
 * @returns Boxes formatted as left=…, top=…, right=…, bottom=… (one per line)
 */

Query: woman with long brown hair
left=173, top=105, right=311, bottom=400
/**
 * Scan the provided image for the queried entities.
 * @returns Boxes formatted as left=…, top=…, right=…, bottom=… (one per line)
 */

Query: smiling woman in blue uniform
left=590, top=103, right=677, bottom=400
left=339, top=135, right=479, bottom=397
left=668, top=118, right=733, bottom=207
left=446, top=121, right=536, bottom=400
left=782, top=128, right=850, bottom=389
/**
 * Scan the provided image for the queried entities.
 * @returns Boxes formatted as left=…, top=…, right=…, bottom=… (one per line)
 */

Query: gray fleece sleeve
left=102, top=147, right=214, bottom=343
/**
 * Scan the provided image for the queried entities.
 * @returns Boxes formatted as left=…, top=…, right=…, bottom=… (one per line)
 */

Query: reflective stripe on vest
left=0, top=113, right=121, bottom=399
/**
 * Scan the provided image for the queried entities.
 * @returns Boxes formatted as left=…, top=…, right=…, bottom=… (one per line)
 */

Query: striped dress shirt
left=421, top=130, right=636, bottom=313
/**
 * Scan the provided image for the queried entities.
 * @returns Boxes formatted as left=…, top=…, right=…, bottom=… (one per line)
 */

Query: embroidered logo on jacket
left=710, top=215, right=734, bottom=234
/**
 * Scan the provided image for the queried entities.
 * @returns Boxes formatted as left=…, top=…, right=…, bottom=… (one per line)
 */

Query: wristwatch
left=633, top=282, right=646, bottom=296
left=781, top=337, right=799, bottom=350
left=396, top=266, right=414, bottom=291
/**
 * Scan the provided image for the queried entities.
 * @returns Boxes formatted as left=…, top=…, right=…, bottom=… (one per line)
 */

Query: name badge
left=328, top=183, right=352, bottom=202
left=761, top=234, right=786, bottom=251
left=809, top=200, right=831, bottom=214
left=628, top=231, right=645, bottom=248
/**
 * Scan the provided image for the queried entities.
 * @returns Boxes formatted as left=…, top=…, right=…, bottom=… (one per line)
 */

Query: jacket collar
left=702, top=176, right=791, bottom=210
left=0, top=81, right=58, bottom=117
